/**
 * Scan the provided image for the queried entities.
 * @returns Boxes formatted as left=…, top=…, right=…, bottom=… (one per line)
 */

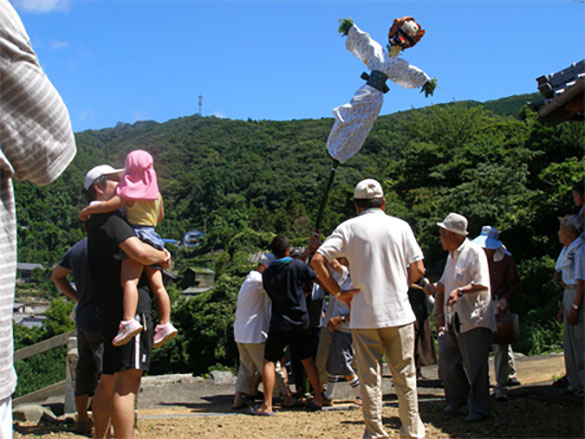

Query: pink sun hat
left=116, top=150, right=160, bottom=201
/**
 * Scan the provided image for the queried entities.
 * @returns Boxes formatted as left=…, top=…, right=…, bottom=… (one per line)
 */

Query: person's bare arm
left=80, top=195, right=124, bottom=221
left=118, top=237, right=171, bottom=269
left=311, top=252, right=359, bottom=307
left=407, top=259, right=425, bottom=285
left=50, top=265, right=78, bottom=302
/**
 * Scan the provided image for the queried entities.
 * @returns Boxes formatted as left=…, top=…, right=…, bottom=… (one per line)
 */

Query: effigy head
left=388, top=16, right=425, bottom=56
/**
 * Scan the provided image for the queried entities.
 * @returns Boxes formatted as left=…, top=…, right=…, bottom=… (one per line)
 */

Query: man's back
left=318, top=209, right=422, bottom=329
left=262, top=258, right=315, bottom=331
left=234, top=270, right=271, bottom=344
left=58, top=238, right=98, bottom=332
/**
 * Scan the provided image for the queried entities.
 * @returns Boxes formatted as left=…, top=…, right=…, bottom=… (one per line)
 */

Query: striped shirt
left=0, top=0, right=76, bottom=399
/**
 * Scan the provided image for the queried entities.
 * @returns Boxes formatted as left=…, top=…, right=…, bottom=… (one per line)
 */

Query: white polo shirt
left=317, top=209, right=422, bottom=329
left=233, top=270, right=271, bottom=344
left=439, top=238, right=496, bottom=333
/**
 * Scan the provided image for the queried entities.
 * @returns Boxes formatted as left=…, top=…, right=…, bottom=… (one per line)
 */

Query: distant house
left=13, top=301, right=50, bottom=315
left=13, top=314, right=49, bottom=329
left=16, top=263, right=45, bottom=283
left=529, top=59, right=584, bottom=125
left=13, top=299, right=50, bottom=328
left=181, top=267, right=215, bottom=296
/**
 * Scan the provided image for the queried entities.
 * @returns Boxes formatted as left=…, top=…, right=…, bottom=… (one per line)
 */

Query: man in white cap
left=424, top=213, right=495, bottom=422
left=472, top=226, right=522, bottom=401
left=312, top=178, right=426, bottom=439
left=83, top=164, right=170, bottom=439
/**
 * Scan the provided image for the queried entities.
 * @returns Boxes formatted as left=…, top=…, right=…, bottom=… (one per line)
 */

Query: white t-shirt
left=233, top=270, right=271, bottom=344
left=317, top=209, right=422, bottom=329
left=439, top=239, right=496, bottom=333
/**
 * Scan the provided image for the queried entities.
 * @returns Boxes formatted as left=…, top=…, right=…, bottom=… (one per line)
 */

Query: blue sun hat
left=472, top=226, right=507, bottom=251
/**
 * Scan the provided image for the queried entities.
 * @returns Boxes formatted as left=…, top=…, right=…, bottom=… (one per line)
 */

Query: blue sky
left=10, top=0, right=585, bottom=132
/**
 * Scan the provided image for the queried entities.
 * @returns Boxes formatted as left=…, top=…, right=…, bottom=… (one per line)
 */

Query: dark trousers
left=438, top=327, right=492, bottom=416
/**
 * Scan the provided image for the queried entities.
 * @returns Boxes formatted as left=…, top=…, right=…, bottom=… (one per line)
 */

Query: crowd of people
left=232, top=178, right=584, bottom=439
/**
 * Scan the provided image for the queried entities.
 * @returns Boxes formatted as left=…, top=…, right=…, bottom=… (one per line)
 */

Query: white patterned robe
left=0, top=0, right=76, bottom=401
left=326, top=24, right=431, bottom=163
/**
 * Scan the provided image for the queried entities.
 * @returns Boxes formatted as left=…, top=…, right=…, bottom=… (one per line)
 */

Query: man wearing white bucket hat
left=472, top=226, right=522, bottom=401
left=424, top=213, right=496, bottom=422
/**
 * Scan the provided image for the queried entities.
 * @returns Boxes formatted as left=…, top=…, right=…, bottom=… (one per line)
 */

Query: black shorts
left=264, top=328, right=314, bottom=363
left=75, top=329, right=104, bottom=396
left=101, top=313, right=153, bottom=375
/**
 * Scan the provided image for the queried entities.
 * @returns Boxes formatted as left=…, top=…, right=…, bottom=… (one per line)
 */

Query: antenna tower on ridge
left=198, top=94, right=203, bottom=116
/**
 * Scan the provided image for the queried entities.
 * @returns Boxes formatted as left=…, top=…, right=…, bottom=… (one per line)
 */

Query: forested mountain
left=13, top=91, right=584, bottom=377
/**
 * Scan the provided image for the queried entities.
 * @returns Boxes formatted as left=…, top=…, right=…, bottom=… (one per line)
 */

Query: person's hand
left=423, top=283, right=436, bottom=296
left=446, top=288, right=459, bottom=306
left=568, top=307, right=580, bottom=325
left=327, top=316, right=342, bottom=332
left=79, top=208, right=90, bottom=221
left=437, top=325, right=447, bottom=338
left=557, top=306, right=564, bottom=324
left=553, top=271, right=561, bottom=287
left=497, top=297, right=508, bottom=312
left=160, top=248, right=171, bottom=270
left=337, top=288, right=360, bottom=308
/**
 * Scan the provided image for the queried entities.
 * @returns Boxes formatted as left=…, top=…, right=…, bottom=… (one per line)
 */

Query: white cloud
left=11, top=0, right=69, bottom=13
left=211, top=111, right=226, bottom=118
left=49, top=40, right=69, bottom=50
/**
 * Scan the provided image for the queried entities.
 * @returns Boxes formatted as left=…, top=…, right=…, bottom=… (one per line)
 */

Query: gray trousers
left=563, top=287, right=584, bottom=394
left=438, top=327, right=492, bottom=417
left=493, top=343, right=517, bottom=390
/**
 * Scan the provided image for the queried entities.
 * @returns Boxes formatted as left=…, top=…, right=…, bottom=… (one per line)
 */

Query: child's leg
left=121, top=258, right=143, bottom=321
left=144, top=267, right=171, bottom=325
left=344, top=374, right=361, bottom=399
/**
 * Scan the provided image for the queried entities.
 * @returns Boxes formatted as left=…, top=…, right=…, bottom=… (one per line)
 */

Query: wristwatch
left=335, top=289, right=342, bottom=298
left=572, top=303, right=579, bottom=311
left=457, top=288, right=464, bottom=297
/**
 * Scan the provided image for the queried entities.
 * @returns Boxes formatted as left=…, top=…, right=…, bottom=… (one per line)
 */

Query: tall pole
left=314, top=158, right=340, bottom=232
left=198, top=94, right=203, bottom=116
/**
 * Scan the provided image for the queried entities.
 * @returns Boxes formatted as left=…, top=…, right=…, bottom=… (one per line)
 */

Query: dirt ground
left=13, top=354, right=585, bottom=439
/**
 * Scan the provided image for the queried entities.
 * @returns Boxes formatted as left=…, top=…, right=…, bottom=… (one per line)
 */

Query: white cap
left=437, top=212, right=469, bottom=236
left=84, top=165, right=124, bottom=190
left=354, top=179, right=384, bottom=199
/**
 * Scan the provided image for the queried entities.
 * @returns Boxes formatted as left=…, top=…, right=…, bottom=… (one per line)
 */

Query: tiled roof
left=529, top=59, right=585, bottom=125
